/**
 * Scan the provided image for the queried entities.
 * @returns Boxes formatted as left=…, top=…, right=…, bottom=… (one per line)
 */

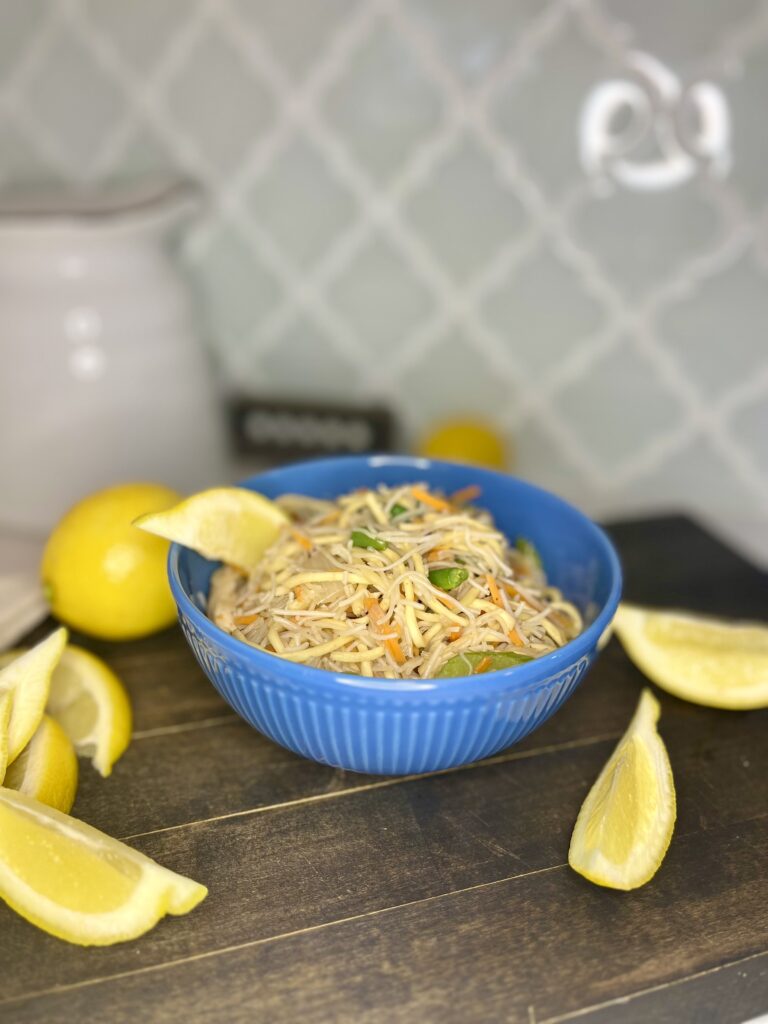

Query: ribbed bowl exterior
left=169, top=456, right=622, bottom=776
left=178, top=609, right=594, bottom=774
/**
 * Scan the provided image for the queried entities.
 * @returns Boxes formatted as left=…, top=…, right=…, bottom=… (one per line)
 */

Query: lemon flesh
left=47, top=646, right=132, bottom=778
left=0, top=645, right=132, bottom=778
left=0, top=788, right=206, bottom=945
left=4, top=714, right=78, bottom=813
left=0, top=692, right=11, bottom=782
left=614, top=603, right=768, bottom=710
left=42, top=483, right=181, bottom=641
left=134, top=486, right=289, bottom=571
left=569, top=689, right=676, bottom=890
left=0, top=629, right=67, bottom=764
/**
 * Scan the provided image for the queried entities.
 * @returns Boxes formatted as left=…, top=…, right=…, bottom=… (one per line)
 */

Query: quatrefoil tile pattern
left=0, top=0, right=766, bottom=561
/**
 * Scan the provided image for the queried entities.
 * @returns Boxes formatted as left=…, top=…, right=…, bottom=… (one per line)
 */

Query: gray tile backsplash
left=0, top=0, right=766, bottom=558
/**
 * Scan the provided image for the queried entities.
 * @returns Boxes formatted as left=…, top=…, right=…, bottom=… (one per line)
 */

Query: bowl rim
left=168, top=455, right=623, bottom=697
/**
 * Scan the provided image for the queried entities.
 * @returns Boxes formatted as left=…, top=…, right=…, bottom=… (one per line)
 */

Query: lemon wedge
left=46, top=646, right=132, bottom=778
left=0, top=644, right=132, bottom=778
left=0, top=628, right=67, bottom=764
left=0, top=691, right=11, bottom=782
left=569, top=689, right=676, bottom=890
left=134, top=486, right=289, bottom=571
left=3, top=714, right=78, bottom=813
left=0, top=787, right=206, bottom=945
left=614, top=604, right=768, bottom=710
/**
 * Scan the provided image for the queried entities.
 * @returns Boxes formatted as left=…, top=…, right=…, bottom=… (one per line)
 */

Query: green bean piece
left=351, top=530, right=388, bottom=551
left=436, top=650, right=533, bottom=678
left=516, top=536, right=543, bottom=568
left=428, top=567, right=469, bottom=591
left=390, top=503, right=408, bottom=518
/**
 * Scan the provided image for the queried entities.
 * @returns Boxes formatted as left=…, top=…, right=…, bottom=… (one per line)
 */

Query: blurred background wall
left=1, top=0, right=767, bottom=561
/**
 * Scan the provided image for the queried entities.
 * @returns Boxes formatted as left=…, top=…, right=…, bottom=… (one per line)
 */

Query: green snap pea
left=436, top=650, right=533, bottom=678
left=351, top=530, right=388, bottom=551
left=428, top=567, right=469, bottom=591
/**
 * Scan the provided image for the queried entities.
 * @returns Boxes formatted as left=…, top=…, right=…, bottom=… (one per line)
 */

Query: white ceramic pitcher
left=0, top=180, right=227, bottom=533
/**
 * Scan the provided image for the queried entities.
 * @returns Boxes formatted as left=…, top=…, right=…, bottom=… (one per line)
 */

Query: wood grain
left=64, top=631, right=765, bottom=842
left=2, top=516, right=766, bottom=1023
left=606, top=515, right=768, bottom=617
left=5, top=817, right=767, bottom=1024
left=550, top=950, right=768, bottom=1024
left=61, top=623, right=642, bottom=840
left=22, top=516, right=766, bottom=744
left=22, top=620, right=231, bottom=733
left=1, top=695, right=765, bottom=1004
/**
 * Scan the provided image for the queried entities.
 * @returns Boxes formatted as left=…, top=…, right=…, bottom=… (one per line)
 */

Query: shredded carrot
left=233, top=612, right=260, bottom=626
left=451, top=484, right=481, bottom=506
left=411, top=486, right=451, bottom=512
left=508, top=626, right=524, bottom=646
left=486, top=575, right=503, bottom=608
left=475, top=656, right=492, bottom=674
left=364, top=595, right=385, bottom=627
left=425, top=547, right=447, bottom=562
left=448, top=627, right=462, bottom=642
left=384, top=636, right=405, bottom=665
left=365, top=596, right=405, bottom=664
left=291, top=529, right=313, bottom=552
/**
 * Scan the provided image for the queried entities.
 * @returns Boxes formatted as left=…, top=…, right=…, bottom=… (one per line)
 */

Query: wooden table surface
left=1, top=516, right=766, bottom=1024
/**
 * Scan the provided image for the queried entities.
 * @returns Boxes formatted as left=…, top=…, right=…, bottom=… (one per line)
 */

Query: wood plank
left=6, top=517, right=766, bottom=1023
left=547, top=950, right=768, bottom=1024
left=1, top=694, right=765, bottom=1004
left=5, top=817, right=767, bottom=1024
left=67, top=634, right=766, bottom=842
left=67, top=640, right=640, bottom=841
left=19, top=516, right=767, bottom=745
left=606, top=515, right=768, bottom=616
left=21, top=620, right=231, bottom=733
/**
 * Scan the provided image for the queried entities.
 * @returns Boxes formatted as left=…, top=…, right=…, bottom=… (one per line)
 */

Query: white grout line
left=0, top=3, right=77, bottom=181
left=0, top=0, right=765, bottom=527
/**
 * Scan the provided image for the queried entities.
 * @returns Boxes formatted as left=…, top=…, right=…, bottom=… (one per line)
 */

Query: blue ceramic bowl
left=169, top=455, right=622, bottom=775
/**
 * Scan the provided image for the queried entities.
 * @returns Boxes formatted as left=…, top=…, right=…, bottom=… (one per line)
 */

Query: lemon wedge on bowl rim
left=3, top=714, right=78, bottom=813
left=614, top=603, right=768, bottom=710
left=0, top=628, right=67, bottom=764
left=569, top=688, right=676, bottom=891
left=0, top=787, right=206, bottom=945
left=134, top=486, right=289, bottom=572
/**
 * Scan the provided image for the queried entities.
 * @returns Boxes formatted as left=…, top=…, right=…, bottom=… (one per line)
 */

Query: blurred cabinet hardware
left=228, top=396, right=394, bottom=463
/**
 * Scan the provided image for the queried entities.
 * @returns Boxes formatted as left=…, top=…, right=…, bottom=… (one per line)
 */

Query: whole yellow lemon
left=42, top=483, right=182, bottom=641
left=418, top=418, right=509, bottom=470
